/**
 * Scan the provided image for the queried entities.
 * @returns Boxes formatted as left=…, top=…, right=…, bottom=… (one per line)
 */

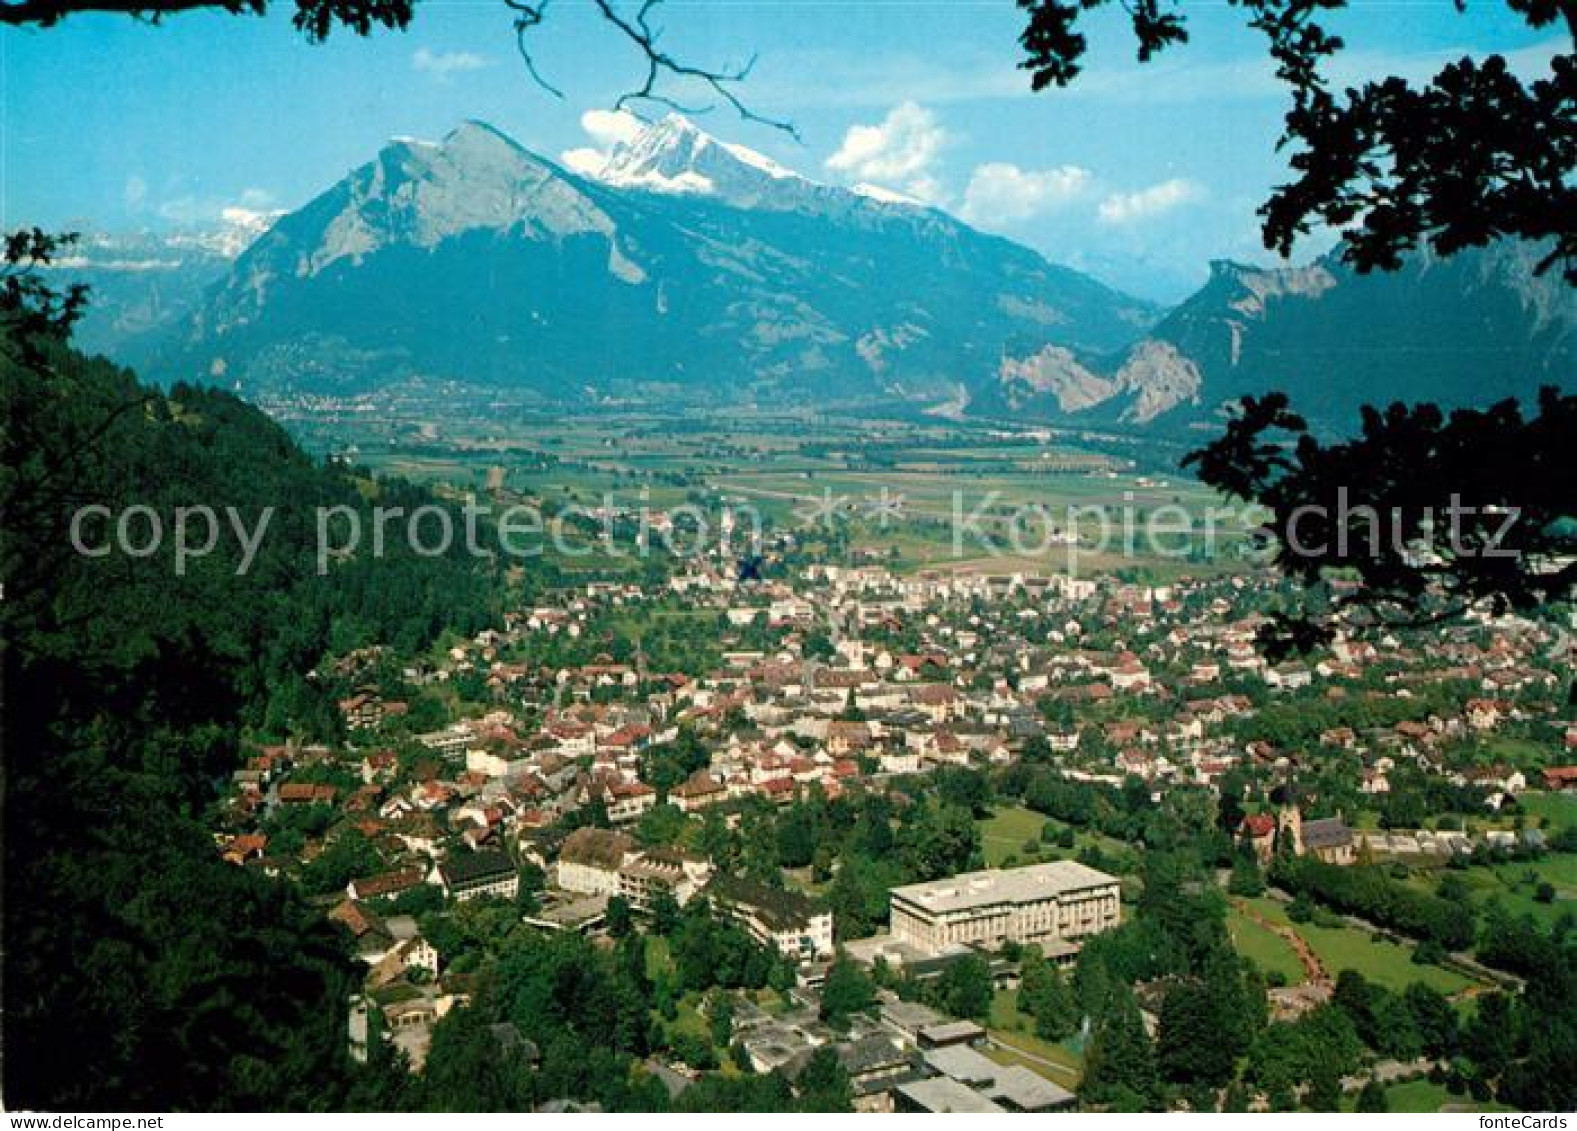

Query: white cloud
left=959, top=162, right=1092, bottom=225
left=412, top=47, right=490, bottom=81
left=581, top=109, right=643, bottom=149
left=220, top=205, right=277, bottom=228
left=560, top=147, right=610, bottom=177
left=824, top=102, right=949, bottom=203
left=558, top=109, right=646, bottom=178
left=1097, top=178, right=1202, bottom=225
left=156, top=187, right=277, bottom=227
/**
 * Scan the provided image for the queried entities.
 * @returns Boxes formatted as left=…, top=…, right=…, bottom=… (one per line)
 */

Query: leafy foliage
left=1016, top=1, right=1577, bottom=280
left=2, top=245, right=496, bottom=1108
left=669, top=898, right=787, bottom=993
left=1156, top=952, right=1260, bottom=1088
left=1185, top=388, right=1577, bottom=655
left=0, top=0, right=413, bottom=39
left=1356, top=1076, right=1388, bottom=1112
left=819, top=955, right=877, bottom=1029
left=930, top=954, right=993, bottom=1022
left=1018, top=947, right=1079, bottom=1041
left=1081, top=983, right=1161, bottom=1111
left=0, top=228, right=87, bottom=362
left=1271, top=856, right=1476, bottom=950
left=1246, top=1005, right=1362, bottom=1107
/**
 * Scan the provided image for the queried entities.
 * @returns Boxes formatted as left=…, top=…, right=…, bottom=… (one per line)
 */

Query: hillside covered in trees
left=1, top=323, right=501, bottom=1107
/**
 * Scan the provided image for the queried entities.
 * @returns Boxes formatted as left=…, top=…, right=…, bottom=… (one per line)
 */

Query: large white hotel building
left=889, top=860, right=1121, bottom=958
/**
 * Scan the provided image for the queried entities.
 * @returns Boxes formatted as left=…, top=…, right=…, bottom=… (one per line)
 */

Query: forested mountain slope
left=2, top=336, right=498, bottom=1108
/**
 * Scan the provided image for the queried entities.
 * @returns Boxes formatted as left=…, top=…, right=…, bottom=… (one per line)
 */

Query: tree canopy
left=0, top=0, right=411, bottom=38
left=1014, top=1, right=1575, bottom=648
left=1185, top=386, right=1577, bottom=656
left=1, top=233, right=497, bottom=1109
left=1017, top=0, right=1576, bottom=281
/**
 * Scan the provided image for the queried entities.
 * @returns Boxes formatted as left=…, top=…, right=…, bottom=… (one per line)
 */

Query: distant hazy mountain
left=989, top=243, right=1576, bottom=435
left=139, top=117, right=1158, bottom=403
left=45, top=229, right=242, bottom=359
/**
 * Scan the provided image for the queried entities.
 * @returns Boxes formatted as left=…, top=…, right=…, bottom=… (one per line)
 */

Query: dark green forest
left=2, top=318, right=500, bottom=1107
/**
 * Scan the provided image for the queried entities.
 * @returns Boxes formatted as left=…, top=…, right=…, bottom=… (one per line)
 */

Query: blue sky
left=1, top=0, right=1560, bottom=300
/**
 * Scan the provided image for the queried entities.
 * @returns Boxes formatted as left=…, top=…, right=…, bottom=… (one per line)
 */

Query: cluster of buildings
left=723, top=989, right=1075, bottom=1113
left=553, top=826, right=834, bottom=958
left=266, top=565, right=1574, bottom=857
left=209, top=557, right=1572, bottom=1088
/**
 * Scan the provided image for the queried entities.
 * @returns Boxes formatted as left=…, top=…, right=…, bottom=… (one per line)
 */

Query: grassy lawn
left=978, top=806, right=1047, bottom=866
left=1341, top=1078, right=1514, bottom=1113
left=643, top=935, right=753, bottom=1073
left=1517, top=791, right=1577, bottom=832
left=976, top=806, right=1136, bottom=870
left=645, top=935, right=674, bottom=982
left=1400, top=854, right=1576, bottom=929
left=988, top=985, right=1025, bottom=1031
left=1298, top=921, right=1476, bottom=994
left=982, top=1041, right=1082, bottom=1088
left=985, top=987, right=1083, bottom=1088
left=1478, top=736, right=1557, bottom=770
left=668, top=995, right=711, bottom=1042
left=1242, top=898, right=1478, bottom=995
left=1519, top=852, right=1577, bottom=887
left=1225, top=906, right=1307, bottom=985
left=651, top=982, right=745, bottom=1074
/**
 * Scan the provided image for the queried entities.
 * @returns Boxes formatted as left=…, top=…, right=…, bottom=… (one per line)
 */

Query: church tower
left=1276, top=800, right=1304, bottom=856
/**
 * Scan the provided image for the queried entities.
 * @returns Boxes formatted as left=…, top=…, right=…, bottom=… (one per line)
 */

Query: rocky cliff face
left=994, top=244, right=1574, bottom=433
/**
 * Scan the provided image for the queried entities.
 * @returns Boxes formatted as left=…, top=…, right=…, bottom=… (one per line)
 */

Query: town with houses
left=210, top=553, right=1577, bottom=1113
left=8, top=0, right=1577, bottom=1110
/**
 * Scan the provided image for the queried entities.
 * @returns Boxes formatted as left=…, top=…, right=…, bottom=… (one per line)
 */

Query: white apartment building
left=705, top=873, right=834, bottom=960
left=616, top=848, right=713, bottom=914
left=556, top=827, right=636, bottom=896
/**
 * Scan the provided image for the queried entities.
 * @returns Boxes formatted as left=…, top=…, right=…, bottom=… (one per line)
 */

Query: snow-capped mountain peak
left=594, top=113, right=820, bottom=207
left=571, top=113, right=929, bottom=218
left=852, top=183, right=925, bottom=207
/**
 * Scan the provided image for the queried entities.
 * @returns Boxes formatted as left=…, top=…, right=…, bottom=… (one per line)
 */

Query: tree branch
left=0, top=0, right=237, bottom=26
left=1015, top=1, right=1577, bottom=282
left=507, top=0, right=798, bottom=139
left=0, top=0, right=412, bottom=39
left=502, top=0, right=565, bottom=99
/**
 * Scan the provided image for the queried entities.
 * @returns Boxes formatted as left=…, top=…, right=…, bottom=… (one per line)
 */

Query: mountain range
left=987, top=242, right=1576, bottom=433
left=131, top=117, right=1154, bottom=408
left=47, top=228, right=240, bottom=358
left=85, top=115, right=1574, bottom=433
